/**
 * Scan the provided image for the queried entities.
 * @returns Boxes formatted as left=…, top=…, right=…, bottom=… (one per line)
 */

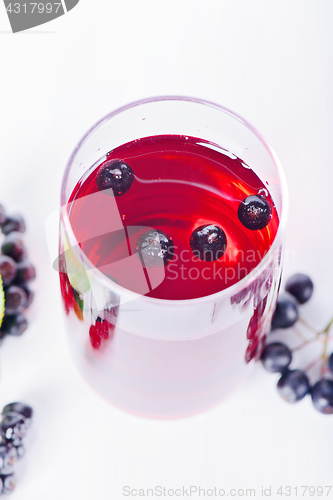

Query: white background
left=1, top=1, right=333, bottom=499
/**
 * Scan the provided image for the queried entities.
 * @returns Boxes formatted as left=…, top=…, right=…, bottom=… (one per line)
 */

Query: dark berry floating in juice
left=190, top=224, right=227, bottom=262
left=238, top=194, right=272, bottom=230
left=96, top=159, right=134, bottom=196
left=136, top=229, right=174, bottom=268
left=68, top=135, right=279, bottom=300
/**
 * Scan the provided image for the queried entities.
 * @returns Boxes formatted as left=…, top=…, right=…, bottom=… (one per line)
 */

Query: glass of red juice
left=58, top=96, right=287, bottom=418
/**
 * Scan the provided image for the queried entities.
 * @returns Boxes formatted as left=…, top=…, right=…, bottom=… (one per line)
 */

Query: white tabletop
left=0, top=1, right=333, bottom=499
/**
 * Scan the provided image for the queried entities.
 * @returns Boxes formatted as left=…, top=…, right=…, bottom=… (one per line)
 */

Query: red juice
left=68, top=135, right=278, bottom=300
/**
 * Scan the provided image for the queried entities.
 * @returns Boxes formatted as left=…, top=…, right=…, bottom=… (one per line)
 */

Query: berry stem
left=319, top=317, right=333, bottom=374
left=293, top=325, right=308, bottom=342
left=304, top=356, right=322, bottom=374
left=292, top=336, right=320, bottom=352
left=323, top=316, right=333, bottom=335
left=297, top=317, right=319, bottom=335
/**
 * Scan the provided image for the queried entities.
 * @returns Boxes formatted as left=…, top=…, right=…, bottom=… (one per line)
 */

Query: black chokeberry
left=271, top=293, right=299, bottom=330
left=96, top=159, right=134, bottom=196
left=2, top=403, right=33, bottom=421
left=328, top=352, right=333, bottom=374
left=0, top=445, right=17, bottom=471
left=0, top=205, right=6, bottom=226
left=13, top=259, right=36, bottom=285
left=190, top=224, right=227, bottom=262
left=20, top=284, right=35, bottom=307
left=14, top=444, right=25, bottom=460
left=136, top=229, right=174, bottom=268
left=4, top=286, right=27, bottom=315
left=0, top=256, right=17, bottom=286
left=0, top=472, right=16, bottom=494
left=238, top=195, right=272, bottom=230
left=311, top=379, right=333, bottom=414
left=1, top=232, right=27, bottom=262
left=0, top=412, right=28, bottom=445
left=1, top=214, right=26, bottom=235
left=277, top=369, right=310, bottom=403
left=21, top=286, right=34, bottom=307
left=1, top=314, right=28, bottom=337
left=261, top=342, right=292, bottom=373
left=285, top=273, right=314, bottom=304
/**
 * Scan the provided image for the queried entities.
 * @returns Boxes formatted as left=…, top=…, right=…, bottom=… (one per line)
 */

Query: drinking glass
left=58, top=96, right=287, bottom=418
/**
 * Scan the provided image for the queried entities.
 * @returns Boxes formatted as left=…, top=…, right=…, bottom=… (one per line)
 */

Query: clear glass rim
left=61, top=95, right=288, bottom=307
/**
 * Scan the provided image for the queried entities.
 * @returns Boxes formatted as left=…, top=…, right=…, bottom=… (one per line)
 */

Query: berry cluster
left=0, top=205, right=36, bottom=342
left=89, top=316, right=115, bottom=350
left=0, top=402, right=33, bottom=495
left=59, top=271, right=116, bottom=350
left=96, top=160, right=273, bottom=265
left=261, top=273, right=333, bottom=414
